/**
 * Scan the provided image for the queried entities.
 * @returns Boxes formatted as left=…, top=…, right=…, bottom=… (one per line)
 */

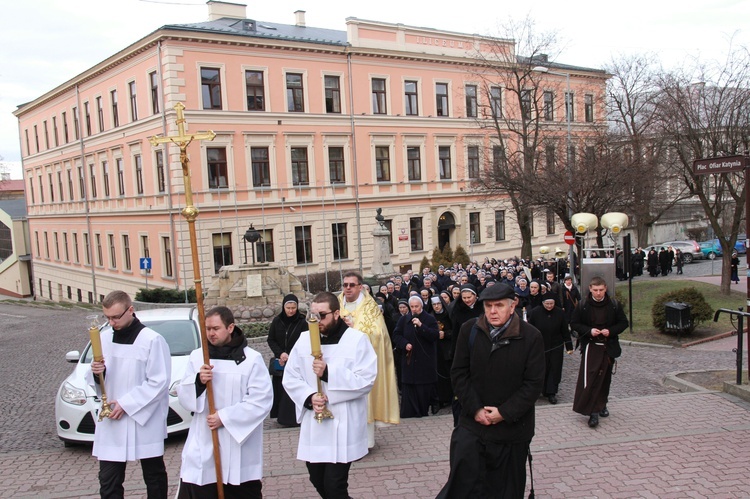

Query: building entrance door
left=437, top=212, right=456, bottom=250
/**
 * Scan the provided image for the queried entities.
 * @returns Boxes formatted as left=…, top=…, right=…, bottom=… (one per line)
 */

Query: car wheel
left=683, top=253, right=694, bottom=264
left=708, top=252, right=716, bottom=260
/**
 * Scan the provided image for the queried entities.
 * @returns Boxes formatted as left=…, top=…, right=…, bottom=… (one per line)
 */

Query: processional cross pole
left=149, top=102, right=224, bottom=498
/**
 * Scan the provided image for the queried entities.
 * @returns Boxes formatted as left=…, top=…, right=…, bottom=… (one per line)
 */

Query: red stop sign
left=564, top=231, right=575, bottom=245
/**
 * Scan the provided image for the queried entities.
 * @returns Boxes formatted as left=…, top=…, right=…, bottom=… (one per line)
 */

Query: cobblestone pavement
left=0, top=292, right=746, bottom=497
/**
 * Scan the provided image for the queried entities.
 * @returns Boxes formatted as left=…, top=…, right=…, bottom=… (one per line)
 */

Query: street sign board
left=693, top=155, right=746, bottom=176
left=139, top=257, right=152, bottom=270
left=563, top=230, right=575, bottom=245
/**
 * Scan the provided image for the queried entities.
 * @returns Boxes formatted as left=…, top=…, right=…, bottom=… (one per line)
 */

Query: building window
left=108, top=234, right=116, bottom=268
left=565, top=92, right=574, bottom=121
left=116, top=158, right=125, bottom=196
left=28, top=178, right=35, bottom=204
left=57, top=172, right=63, bottom=202
left=83, top=233, right=91, bottom=265
left=332, top=223, right=348, bottom=260
left=521, top=90, right=532, bottom=120
left=162, top=236, right=173, bottom=277
left=585, top=94, right=594, bottom=122
left=295, top=226, right=313, bottom=264
left=89, top=164, right=97, bottom=198
left=249, top=147, right=270, bottom=188
left=201, top=68, right=222, bottom=110
left=72, top=107, right=79, bottom=140
left=67, top=286, right=72, bottom=299
left=325, top=75, right=341, bottom=113
left=207, top=147, right=228, bottom=189
left=568, top=145, right=576, bottom=167
left=52, top=117, right=59, bottom=147
left=495, top=210, right=506, bottom=241
left=35, top=232, right=40, bottom=257
left=128, top=81, right=138, bottom=121
left=405, top=80, right=418, bottom=115
left=375, top=146, right=390, bottom=182
left=48, top=173, right=54, bottom=202
left=156, top=151, right=165, bottom=193
left=328, top=146, right=345, bottom=184
left=410, top=217, right=423, bottom=251
left=490, top=86, right=502, bottom=118
left=245, top=70, right=265, bottom=111
left=110, top=90, right=119, bottom=127
left=546, top=145, right=556, bottom=167
left=77, top=165, right=85, bottom=198
left=54, top=232, right=60, bottom=260
left=134, top=154, right=144, bottom=194
left=469, top=212, right=481, bottom=244
left=547, top=208, right=556, bottom=235
left=67, top=169, right=74, bottom=200
left=150, top=71, right=160, bottom=114
left=0, top=222, right=12, bottom=262
left=95, top=234, right=103, bottom=266
left=212, top=233, right=233, bottom=274
left=407, top=147, right=421, bottom=181
left=467, top=146, right=480, bottom=179
left=62, top=112, right=69, bottom=143
left=543, top=91, right=554, bottom=121
left=34, top=125, right=40, bottom=152
left=291, top=147, right=309, bottom=186
left=372, top=78, right=387, bottom=114
left=585, top=146, right=596, bottom=165
left=256, top=228, right=274, bottom=263
left=286, top=73, right=304, bottom=112
left=63, top=232, right=69, bottom=262
left=123, top=235, right=131, bottom=271
left=465, top=85, right=477, bottom=118
left=43, top=121, right=49, bottom=149
left=96, top=96, right=104, bottom=131
left=73, top=232, right=80, bottom=263
left=38, top=176, right=44, bottom=203
left=141, top=235, right=150, bottom=273
left=84, top=102, right=91, bottom=136
left=439, top=146, right=452, bottom=180
left=436, top=83, right=449, bottom=116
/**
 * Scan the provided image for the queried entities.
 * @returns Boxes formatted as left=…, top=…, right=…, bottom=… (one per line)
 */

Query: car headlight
left=60, top=382, right=87, bottom=406
left=169, top=380, right=179, bottom=398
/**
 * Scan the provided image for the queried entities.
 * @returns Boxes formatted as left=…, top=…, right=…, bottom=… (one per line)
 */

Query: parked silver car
left=644, top=240, right=703, bottom=264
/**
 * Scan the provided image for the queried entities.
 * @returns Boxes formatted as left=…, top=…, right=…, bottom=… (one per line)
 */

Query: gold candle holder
left=88, top=315, right=112, bottom=421
left=307, top=313, right=333, bottom=423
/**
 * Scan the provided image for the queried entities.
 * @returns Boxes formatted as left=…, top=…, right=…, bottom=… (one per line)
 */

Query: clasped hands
left=590, top=328, right=610, bottom=337
left=475, top=406, right=503, bottom=426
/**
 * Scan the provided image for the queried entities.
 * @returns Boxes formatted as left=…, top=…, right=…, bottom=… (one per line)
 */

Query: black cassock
left=572, top=340, right=612, bottom=415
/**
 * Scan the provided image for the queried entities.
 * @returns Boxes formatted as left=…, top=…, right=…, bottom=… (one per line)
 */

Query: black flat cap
left=479, top=283, right=516, bottom=301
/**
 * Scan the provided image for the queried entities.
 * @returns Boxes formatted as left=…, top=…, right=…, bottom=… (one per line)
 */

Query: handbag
left=268, top=357, right=284, bottom=377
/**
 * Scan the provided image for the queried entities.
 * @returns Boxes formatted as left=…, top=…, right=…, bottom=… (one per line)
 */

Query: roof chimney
left=207, top=1, right=247, bottom=21
left=295, top=10, right=306, bottom=27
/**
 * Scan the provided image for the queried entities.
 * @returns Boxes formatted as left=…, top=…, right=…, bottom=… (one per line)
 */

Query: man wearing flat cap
left=438, top=284, right=545, bottom=499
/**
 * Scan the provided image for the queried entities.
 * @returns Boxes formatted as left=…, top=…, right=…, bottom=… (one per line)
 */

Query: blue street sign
left=140, top=257, right=152, bottom=270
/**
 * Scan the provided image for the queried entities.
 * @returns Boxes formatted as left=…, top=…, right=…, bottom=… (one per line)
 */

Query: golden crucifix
left=149, top=103, right=225, bottom=499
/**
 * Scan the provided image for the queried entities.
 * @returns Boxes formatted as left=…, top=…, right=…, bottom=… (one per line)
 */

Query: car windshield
left=82, top=319, right=201, bottom=363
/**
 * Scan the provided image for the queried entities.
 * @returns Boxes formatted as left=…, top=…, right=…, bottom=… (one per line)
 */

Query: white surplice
left=86, top=327, right=171, bottom=462
left=177, top=346, right=272, bottom=486
left=282, top=327, right=377, bottom=464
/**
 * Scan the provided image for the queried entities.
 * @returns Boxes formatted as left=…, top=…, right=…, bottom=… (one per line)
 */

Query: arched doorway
left=437, top=212, right=456, bottom=251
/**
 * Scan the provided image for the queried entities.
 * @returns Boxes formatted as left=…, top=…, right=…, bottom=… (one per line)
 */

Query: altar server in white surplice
left=283, top=291, right=377, bottom=499
left=176, top=306, right=272, bottom=499
left=87, top=290, right=171, bottom=499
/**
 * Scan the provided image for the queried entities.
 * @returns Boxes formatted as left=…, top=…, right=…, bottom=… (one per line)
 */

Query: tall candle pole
left=307, top=313, right=333, bottom=422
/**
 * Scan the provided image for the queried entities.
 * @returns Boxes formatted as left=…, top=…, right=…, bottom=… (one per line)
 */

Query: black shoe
left=431, top=404, right=440, bottom=415
left=588, top=414, right=599, bottom=428
left=548, top=395, right=558, bottom=405
left=599, top=406, right=609, bottom=418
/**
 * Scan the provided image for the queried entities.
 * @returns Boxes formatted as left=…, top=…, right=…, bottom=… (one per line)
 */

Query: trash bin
left=665, top=301, right=693, bottom=340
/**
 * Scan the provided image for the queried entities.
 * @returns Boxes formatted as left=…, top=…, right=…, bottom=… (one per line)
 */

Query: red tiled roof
left=0, top=180, right=24, bottom=192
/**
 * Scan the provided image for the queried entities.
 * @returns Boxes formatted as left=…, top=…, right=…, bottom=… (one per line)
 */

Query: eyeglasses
left=104, top=307, right=130, bottom=322
left=318, top=311, right=333, bottom=320
left=342, top=282, right=360, bottom=288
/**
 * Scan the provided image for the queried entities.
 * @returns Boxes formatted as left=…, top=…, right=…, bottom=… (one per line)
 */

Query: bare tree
left=655, top=48, right=750, bottom=294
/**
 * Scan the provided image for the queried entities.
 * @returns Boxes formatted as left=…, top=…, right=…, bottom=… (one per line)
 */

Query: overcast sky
left=2, top=0, right=748, bottom=178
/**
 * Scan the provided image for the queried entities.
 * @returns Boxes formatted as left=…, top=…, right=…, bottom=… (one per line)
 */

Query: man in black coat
left=570, top=276, right=628, bottom=428
left=528, top=296, right=573, bottom=405
left=437, top=284, right=545, bottom=499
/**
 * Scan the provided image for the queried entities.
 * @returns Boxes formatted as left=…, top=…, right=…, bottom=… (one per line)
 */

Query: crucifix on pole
left=149, top=103, right=225, bottom=498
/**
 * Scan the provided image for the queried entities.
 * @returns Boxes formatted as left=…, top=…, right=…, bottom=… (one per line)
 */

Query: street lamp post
left=534, top=65, right=575, bottom=283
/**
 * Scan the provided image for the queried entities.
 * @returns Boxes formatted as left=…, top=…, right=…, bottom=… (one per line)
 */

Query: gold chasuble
left=339, top=292, right=400, bottom=424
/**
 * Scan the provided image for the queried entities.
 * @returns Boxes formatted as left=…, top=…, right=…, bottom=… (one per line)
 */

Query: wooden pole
left=149, top=103, right=223, bottom=498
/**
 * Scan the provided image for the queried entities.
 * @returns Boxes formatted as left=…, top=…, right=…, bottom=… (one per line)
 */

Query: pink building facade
left=15, top=2, right=607, bottom=302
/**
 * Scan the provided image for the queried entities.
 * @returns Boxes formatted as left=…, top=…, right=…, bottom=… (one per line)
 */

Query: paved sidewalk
left=5, top=390, right=750, bottom=498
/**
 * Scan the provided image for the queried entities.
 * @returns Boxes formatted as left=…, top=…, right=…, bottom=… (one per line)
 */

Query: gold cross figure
left=148, top=103, right=225, bottom=498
